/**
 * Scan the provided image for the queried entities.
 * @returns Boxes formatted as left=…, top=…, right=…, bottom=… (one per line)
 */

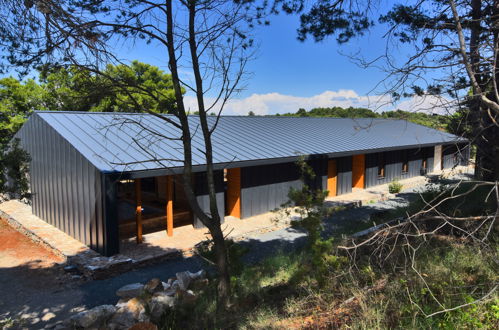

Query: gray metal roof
left=28, top=111, right=465, bottom=173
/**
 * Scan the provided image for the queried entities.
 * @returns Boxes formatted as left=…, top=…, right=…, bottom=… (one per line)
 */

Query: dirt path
left=0, top=218, right=78, bottom=328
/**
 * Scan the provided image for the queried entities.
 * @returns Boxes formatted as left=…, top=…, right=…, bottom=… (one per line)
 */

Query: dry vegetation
left=159, top=181, right=499, bottom=329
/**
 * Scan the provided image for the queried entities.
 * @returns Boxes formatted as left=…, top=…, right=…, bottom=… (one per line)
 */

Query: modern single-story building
left=15, top=112, right=469, bottom=255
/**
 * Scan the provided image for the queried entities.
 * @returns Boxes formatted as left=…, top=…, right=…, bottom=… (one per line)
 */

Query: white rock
left=116, top=283, right=144, bottom=298
left=41, top=312, right=56, bottom=322
left=149, top=293, right=176, bottom=322
left=175, top=270, right=206, bottom=291
left=69, top=305, right=116, bottom=328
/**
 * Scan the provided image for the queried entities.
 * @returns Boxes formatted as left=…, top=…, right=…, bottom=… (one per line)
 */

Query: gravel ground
left=0, top=185, right=423, bottom=329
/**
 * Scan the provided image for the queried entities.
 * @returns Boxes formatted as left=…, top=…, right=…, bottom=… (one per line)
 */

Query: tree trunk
left=186, top=0, right=231, bottom=308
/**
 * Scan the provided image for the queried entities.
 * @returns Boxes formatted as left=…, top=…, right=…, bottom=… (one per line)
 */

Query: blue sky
left=123, top=12, right=406, bottom=115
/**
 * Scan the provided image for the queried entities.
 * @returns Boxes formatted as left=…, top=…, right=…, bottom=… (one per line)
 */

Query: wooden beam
left=327, top=159, right=337, bottom=197
left=166, top=175, right=173, bottom=237
left=135, top=178, right=143, bottom=244
left=352, top=154, right=366, bottom=189
left=226, top=168, right=241, bottom=218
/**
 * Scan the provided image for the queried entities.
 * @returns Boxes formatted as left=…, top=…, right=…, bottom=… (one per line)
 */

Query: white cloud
left=183, top=90, right=453, bottom=116
left=396, top=95, right=456, bottom=115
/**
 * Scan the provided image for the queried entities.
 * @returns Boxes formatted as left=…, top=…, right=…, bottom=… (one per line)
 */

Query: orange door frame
left=226, top=168, right=241, bottom=218
left=352, top=154, right=366, bottom=189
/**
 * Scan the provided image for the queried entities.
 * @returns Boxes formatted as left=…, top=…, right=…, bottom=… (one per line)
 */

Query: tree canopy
left=279, top=106, right=451, bottom=131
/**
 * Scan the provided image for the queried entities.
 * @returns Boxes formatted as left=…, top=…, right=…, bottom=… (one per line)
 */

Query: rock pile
left=53, top=269, right=207, bottom=329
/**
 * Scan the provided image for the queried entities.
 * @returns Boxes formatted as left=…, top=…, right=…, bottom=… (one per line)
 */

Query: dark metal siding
left=365, top=153, right=378, bottom=188
left=240, top=162, right=302, bottom=218
left=442, top=143, right=470, bottom=169
left=337, top=156, right=352, bottom=195
left=16, top=114, right=106, bottom=254
left=365, top=147, right=434, bottom=188
left=193, top=170, right=225, bottom=228
left=426, top=146, right=435, bottom=173
left=308, top=157, right=328, bottom=191
left=442, top=144, right=458, bottom=169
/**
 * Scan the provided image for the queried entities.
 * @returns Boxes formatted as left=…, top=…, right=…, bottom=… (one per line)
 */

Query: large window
left=377, top=152, right=385, bottom=178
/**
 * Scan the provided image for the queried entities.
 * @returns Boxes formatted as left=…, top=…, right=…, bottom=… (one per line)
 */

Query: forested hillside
left=277, top=107, right=455, bottom=132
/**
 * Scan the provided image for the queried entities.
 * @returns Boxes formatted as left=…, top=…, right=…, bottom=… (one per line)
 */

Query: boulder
left=108, top=298, right=147, bottom=330
left=125, top=298, right=147, bottom=320
left=144, top=278, right=163, bottom=294
left=116, top=283, right=144, bottom=299
left=178, top=290, right=197, bottom=306
left=190, top=278, right=209, bottom=291
left=149, top=292, right=176, bottom=322
left=116, top=298, right=129, bottom=308
left=175, top=270, right=206, bottom=291
left=68, top=305, right=116, bottom=328
left=108, top=308, right=135, bottom=330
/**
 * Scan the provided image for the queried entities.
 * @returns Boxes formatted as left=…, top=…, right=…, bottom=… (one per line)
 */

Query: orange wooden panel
left=226, top=168, right=241, bottom=218
left=135, top=179, right=143, bottom=244
left=327, top=159, right=337, bottom=197
left=352, top=154, right=365, bottom=188
left=166, top=175, right=173, bottom=237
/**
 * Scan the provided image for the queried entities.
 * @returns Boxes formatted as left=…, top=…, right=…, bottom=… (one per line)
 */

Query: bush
left=388, top=179, right=403, bottom=193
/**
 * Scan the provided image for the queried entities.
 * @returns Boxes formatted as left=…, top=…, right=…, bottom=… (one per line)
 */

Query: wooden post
left=166, top=175, right=173, bottom=237
left=135, top=178, right=143, bottom=244
left=327, top=159, right=337, bottom=197
left=352, top=154, right=366, bottom=189
left=226, top=168, right=241, bottom=218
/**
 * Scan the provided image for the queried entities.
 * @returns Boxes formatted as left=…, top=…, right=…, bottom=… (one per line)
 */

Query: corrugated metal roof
left=30, top=111, right=465, bottom=173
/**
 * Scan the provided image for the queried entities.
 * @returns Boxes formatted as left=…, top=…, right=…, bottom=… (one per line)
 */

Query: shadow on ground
left=1, top=182, right=448, bottom=328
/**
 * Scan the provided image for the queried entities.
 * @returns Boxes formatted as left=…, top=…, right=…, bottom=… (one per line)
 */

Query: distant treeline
left=273, top=107, right=453, bottom=131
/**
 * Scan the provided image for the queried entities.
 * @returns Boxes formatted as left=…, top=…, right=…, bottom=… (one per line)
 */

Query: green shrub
left=388, top=179, right=403, bottom=193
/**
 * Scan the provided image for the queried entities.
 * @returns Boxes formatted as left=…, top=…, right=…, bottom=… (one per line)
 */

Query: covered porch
left=117, top=175, right=194, bottom=243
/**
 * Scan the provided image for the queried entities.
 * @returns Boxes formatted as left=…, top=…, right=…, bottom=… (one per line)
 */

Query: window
left=422, top=159, right=427, bottom=170
left=377, top=152, right=385, bottom=178
left=402, top=150, right=409, bottom=174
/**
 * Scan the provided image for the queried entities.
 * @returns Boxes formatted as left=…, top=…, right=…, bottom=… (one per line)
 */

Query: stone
left=149, top=293, right=176, bottom=322
left=161, top=281, right=170, bottom=290
left=175, top=270, right=206, bottom=291
left=144, top=278, right=163, bottom=294
left=108, top=298, right=146, bottom=330
left=41, top=312, right=56, bottom=322
left=190, top=278, right=209, bottom=291
left=116, top=283, right=144, bottom=298
left=163, top=287, right=177, bottom=297
left=68, top=305, right=116, bottom=328
left=63, top=265, right=79, bottom=273
left=129, top=322, right=158, bottom=330
left=116, top=298, right=129, bottom=308
left=44, top=320, right=63, bottom=329
left=124, top=298, right=146, bottom=319
left=179, top=290, right=197, bottom=306
left=108, top=308, right=135, bottom=330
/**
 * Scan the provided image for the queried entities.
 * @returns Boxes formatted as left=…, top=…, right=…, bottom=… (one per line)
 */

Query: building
left=15, top=112, right=469, bottom=255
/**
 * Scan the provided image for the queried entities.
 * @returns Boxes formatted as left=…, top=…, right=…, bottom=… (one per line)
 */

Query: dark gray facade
left=442, top=143, right=470, bottom=169
left=16, top=114, right=111, bottom=255
left=365, top=147, right=435, bottom=188
left=240, top=162, right=302, bottom=218
left=193, top=170, right=225, bottom=228
left=337, top=156, right=353, bottom=195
